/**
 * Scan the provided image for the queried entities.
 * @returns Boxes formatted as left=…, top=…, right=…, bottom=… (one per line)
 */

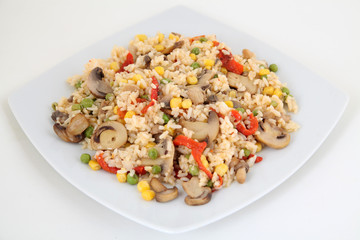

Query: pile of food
left=51, top=33, right=299, bottom=205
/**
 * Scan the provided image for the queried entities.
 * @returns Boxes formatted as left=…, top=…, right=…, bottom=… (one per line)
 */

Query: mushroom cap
left=155, top=187, right=178, bottom=203
left=184, top=187, right=212, bottom=206
left=87, top=67, right=113, bottom=98
left=66, top=113, right=89, bottom=136
left=187, top=87, right=206, bottom=105
left=91, top=121, right=127, bottom=150
left=150, top=178, right=168, bottom=193
left=182, top=177, right=204, bottom=198
left=53, top=123, right=84, bottom=143
left=161, top=40, right=184, bottom=54
left=255, top=119, right=290, bottom=149
left=227, top=72, right=257, bottom=94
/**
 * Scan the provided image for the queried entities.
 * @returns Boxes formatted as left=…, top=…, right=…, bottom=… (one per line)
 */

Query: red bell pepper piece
left=213, top=41, right=220, bottom=47
left=141, top=100, right=155, bottom=114
left=116, top=109, right=127, bottom=119
left=136, top=98, right=147, bottom=103
left=255, top=156, right=263, bottom=163
left=218, top=49, right=243, bottom=75
left=134, top=166, right=147, bottom=175
left=118, top=52, right=134, bottom=72
left=230, top=109, right=242, bottom=123
left=96, top=153, right=119, bottom=174
left=150, top=76, right=159, bottom=101
left=236, top=113, right=258, bottom=136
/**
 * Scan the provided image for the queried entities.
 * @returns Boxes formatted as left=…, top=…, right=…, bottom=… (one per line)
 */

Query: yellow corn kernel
left=201, top=155, right=209, bottom=168
left=221, top=67, right=228, bottom=74
left=263, top=86, right=274, bottom=95
left=170, top=97, right=182, bottom=108
left=224, top=100, right=233, bottom=108
left=164, top=124, right=175, bottom=135
left=205, top=66, right=211, bottom=70
left=145, top=142, right=156, bottom=148
left=124, top=111, right=136, bottom=119
left=154, top=44, right=165, bottom=52
left=110, top=62, right=120, bottom=72
left=137, top=180, right=150, bottom=193
left=136, top=34, right=147, bottom=42
left=158, top=33, right=164, bottom=42
left=186, top=76, right=198, bottom=85
left=155, top=66, right=165, bottom=76
left=89, top=160, right=101, bottom=171
left=189, top=53, right=197, bottom=61
left=120, top=79, right=128, bottom=83
left=229, top=90, right=237, bottom=98
left=207, top=40, right=214, bottom=46
left=255, top=142, right=262, bottom=153
left=204, top=59, right=215, bottom=67
left=138, top=80, right=146, bottom=89
left=181, top=99, right=192, bottom=109
left=169, top=33, right=179, bottom=41
left=141, top=189, right=155, bottom=201
left=273, top=88, right=283, bottom=98
left=244, top=65, right=251, bottom=72
left=116, top=171, right=127, bottom=183
left=259, top=69, right=270, bottom=76
left=113, top=106, right=119, bottom=114
left=215, top=163, right=228, bottom=177
left=132, top=74, right=143, bottom=83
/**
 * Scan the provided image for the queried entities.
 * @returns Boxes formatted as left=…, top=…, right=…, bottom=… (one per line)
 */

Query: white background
left=1, top=0, right=359, bottom=239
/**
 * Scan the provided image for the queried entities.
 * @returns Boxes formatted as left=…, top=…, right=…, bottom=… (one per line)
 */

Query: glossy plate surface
left=8, top=6, right=348, bottom=233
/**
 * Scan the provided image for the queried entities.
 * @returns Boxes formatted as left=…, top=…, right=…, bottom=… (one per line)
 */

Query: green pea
left=80, top=153, right=91, bottom=164
left=152, top=165, right=162, bottom=174
left=185, top=153, right=191, bottom=159
left=237, top=107, right=245, bottom=113
left=105, top=93, right=114, bottom=101
left=75, top=81, right=82, bottom=89
left=269, top=64, right=278, bottom=72
left=191, top=47, right=200, bottom=55
left=243, top=148, right=251, bottom=157
left=206, top=180, right=213, bottom=188
left=213, top=74, right=218, bottom=79
left=252, top=109, right=258, bottom=116
left=80, top=98, right=94, bottom=108
left=72, top=104, right=82, bottom=111
left=140, top=95, right=149, bottom=100
left=84, top=126, right=94, bottom=138
left=281, top=87, right=290, bottom=95
left=189, top=165, right=199, bottom=176
left=127, top=173, right=139, bottom=185
left=270, top=100, right=278, bottom=107
left=52, top=102, right=58, bottom=111
left=162, top=114, right=170, bottom=124
left=199, top=37, right=208, bottom=43
left=191, top=62, right=200, bottom=69
left=161, top=78, right=170, bottom=84
left=148, top=148, right=158, bottom=160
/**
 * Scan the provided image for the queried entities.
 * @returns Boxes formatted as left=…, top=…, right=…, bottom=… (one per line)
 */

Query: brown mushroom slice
left=198, top=69, right=216, bottom=86
left=121, top=84, right=140, bottom=92
left=187, top=87, right=206, bottom=105
left=53, top=123, right=84, bottom=143
left=227, top=72, right=257, bottom=94
left=66, top=114, right=89, bottom=136
left=155, top=187, right=178, bottom=203
left=51, top=110, right=69, bottom=124
left=182, top=177, right=204, bottom=198
left=143, top=55, right=151, bottom=68
left=150, top=178, right=168, bottom=193
left=159, top=94, right=172, bottom=108
left=161, top=40, right=184, bottom=54
left=255, top=120, right=290, bottom=149
left=231, top=100, right=241, bottom=109
left=242, top=49, right=255, bottom=59
left=87, top=67, right=113, bottom=98
left=91, top=121, right=127, bottom=150
left=204, top=94, right=218, bottom=104
left=207, top=111, right=219, bottom=142
left=184, top=187, right=212, bottom=206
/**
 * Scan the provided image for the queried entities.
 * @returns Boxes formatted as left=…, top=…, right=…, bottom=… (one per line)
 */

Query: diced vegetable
left=269, top=64, right=278, bottom=72
left=148, top=148, right=159, bottom=159
left=191, top=47, right=200, bottom=55
left=127, top=173, right=139, bottom=185
left=84, top=126, right=94, bottom=138
left=189, top=165, right=199, bottom=176
left=80, top=153, right=91, bottom=164
left=152, top=165, right=162, bottom=174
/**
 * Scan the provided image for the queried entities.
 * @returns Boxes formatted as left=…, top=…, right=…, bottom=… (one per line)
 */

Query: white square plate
left=8, top=6, right=348, bottom=233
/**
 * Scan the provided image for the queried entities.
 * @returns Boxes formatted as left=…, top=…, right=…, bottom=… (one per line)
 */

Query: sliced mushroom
left=150, top=178, right=168, bottom=193
left=198, top=69, right=216, bottom=86
left=204, top=94, right=218, bottom=104
left=51, top=110, right=69, bottom=124
left=242, top=49, right=255, bottom=59
left=255, top=119, right=290, bottom=149
left=171, top=32, right=181, bottom=37
left=184, top=187, right=212, bottom=206
left=155, top=187, right=178, bottom=203
left=143, top=55, right=151, bottom=68
left=179, top=111, right=219, bottom=144
left=227, top=72, right=257, bottom=94
left=159, top=94, right=172, bottom=108
left=233, top=160, right=249, bottom=184
left=182, top=177, right=204, bottom=198
left=161, top=40, right=184, bottom=55
left=87, top=67, right=113, bottom=98
left=53, top=123, right=84, bottom=143
left=231, top=100, right=241, bottom=109
left=187, top=87, right=206, bottom=105
left=66, top=114, right=89, bottom=136
left=121, top=84, right=140, bottom=93
left=91, top=121, right=127, bottom=150
left=140, top=137, right=175, bottom=176
left=150, top=125, right=162, bottom=135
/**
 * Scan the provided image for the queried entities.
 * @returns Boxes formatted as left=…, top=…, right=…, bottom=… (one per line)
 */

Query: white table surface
left=1, top=0, right=359, bottom=239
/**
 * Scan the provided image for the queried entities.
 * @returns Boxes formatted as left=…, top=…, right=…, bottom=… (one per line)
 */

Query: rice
left=51, top=32, right=300, bottom=204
